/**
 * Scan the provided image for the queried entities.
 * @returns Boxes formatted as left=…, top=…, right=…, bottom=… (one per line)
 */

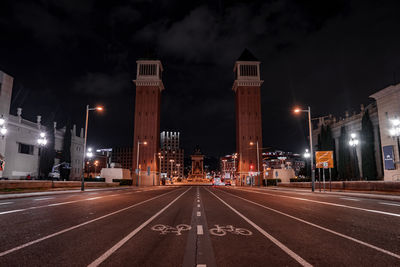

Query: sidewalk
left=259, top=186, right=400, bottom=201
left=0, top=186, right=135, bottom=200
left=232, top=185, right=400, bottom=202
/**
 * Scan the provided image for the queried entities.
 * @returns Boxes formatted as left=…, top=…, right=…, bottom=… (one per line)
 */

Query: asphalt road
left=0, top=185, right=399, bottom=266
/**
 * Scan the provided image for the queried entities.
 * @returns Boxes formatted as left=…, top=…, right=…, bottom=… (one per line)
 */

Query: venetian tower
left=233, top=49, right=263, bottom=186
left=133, top=58, right=164, bottom=185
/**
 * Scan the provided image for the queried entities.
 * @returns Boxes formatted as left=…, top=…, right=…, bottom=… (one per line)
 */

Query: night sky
left=1, top=0, right=400, bottom=158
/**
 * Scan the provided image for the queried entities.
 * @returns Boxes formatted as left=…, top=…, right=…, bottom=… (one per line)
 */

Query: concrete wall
left=0, top=180, right=119, bottom=189
left=100, top=168, right=131, bottom=183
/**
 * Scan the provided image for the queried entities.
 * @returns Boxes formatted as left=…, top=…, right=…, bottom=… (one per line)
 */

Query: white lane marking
left=0, top=188, right=180, bottom=257
left=33, top=197, right=54, bottom=201
left=47, top=201, right=75, bottom=207
left=197, top=264, right=206, bottom=267
left=197, top=225, right=204, bottom=235
left=207, top=189, right=312, bottom=267
left=197, top=199, right=200, bottom=203
left=0, top=209, right=24, bottom=215
left=221, top=189, right=400, bottom=261
left=197, top=211, right=201, bottom=217
left=197, top=204, right=200, bottom=208
left=340, top=198, right=360, bottom=201
left=235, top=188, right=400, bottom=218
left=0, top=202, right=13, bottom=205
left=380, top=202, right=400, bottom=207
left=88, top=188, right=191, bottom=267
left=87, top=197, right=102, bottom=200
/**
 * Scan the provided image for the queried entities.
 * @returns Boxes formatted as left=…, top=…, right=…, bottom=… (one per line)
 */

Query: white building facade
left=371, top=83, right=400, bottom=181
left=0, top=70, right=84, bottom=180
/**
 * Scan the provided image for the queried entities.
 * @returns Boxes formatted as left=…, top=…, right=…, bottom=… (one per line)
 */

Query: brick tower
left=133, top=59, right=164, bottom=186
left=233, top=49, right=263, bottom=186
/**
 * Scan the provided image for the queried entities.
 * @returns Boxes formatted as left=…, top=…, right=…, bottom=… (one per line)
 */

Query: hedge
left=290, top=178, right=312, bottom=183
left=266, top=179, right=281, bottom=186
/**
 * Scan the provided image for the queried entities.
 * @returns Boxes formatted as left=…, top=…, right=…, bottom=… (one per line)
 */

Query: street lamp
left=390, top=119, right=400, bottom=164
left=158, top=153, right=164, bottom=183
left=293, top=106, right=315, bottom=192
left=250, top=141, right=260, bottom=186
left=170, top=159, right=175, bottom=182
left=0, top=116, right=7, bottom=138
left=37, top=132, right=47, bottom=179
left=136, top=141, right=147, bottom=186
left=81, top=105, right=103, bottom=191
left=94, top=160, right=99, bottom=177
left=303, top=149, right=310, bottom=158
left=85, top=148, right=94, bottom=178
left=232, top=153, right=238, bottom=184
left=222, top=159, right=227, bottom=179
left=349, top=133, right=360, bottom=179
left=176, top=163, right=181, bottom=179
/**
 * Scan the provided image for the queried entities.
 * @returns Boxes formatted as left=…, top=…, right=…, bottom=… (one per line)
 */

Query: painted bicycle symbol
left=151, top=224, right=191, bottom=235
left=209, top=225, right=252, bottom=236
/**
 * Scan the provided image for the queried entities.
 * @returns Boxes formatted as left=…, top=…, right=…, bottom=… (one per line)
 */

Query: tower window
left=240, top=64, right=257, bottom=77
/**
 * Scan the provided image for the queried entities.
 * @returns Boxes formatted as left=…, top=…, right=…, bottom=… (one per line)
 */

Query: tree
left=317, top=125, right=338, bottom=180
left=60, top=120, right=72, bottom=180
left=361, top=110, right=377, bottom=180
left=338, top=126, right=352, bottom=180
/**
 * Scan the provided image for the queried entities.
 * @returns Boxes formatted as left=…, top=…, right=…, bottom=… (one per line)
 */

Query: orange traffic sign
left=315, top=151, right=334, bottom=168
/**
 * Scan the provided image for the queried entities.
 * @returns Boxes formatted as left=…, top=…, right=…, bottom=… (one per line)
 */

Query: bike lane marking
left=206, top=188, right=312, bottom=267
left=88, top=187, right=191, bottom=267
left=0, top=188, right=182, bottom=257
left=220, top=188, right=400, bottom=261
left=182, top=187, right=216, bottom=267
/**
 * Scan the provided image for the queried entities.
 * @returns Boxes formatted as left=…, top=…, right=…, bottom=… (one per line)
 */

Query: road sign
left=316, top=151, right=334, bottom=168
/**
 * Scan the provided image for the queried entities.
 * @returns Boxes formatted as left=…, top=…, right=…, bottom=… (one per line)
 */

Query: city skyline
left=1, top=1, right=400, bottom=157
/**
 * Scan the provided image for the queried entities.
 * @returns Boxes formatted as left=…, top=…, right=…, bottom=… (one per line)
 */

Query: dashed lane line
left=232, top=188, right=400, bottom=218
left=197, top=204, right=200, bottom=208
left=87, top=197, right=102, bottom=200
left=340, top=198, right=360, bottom=201
left=88, top=187, right=191, bottom=267
left=33, top=197, right=54, bottom=201
left=197, top=211, right=201, bottom=217
left=207, top=188, right=312, bottom=267
left=0, top=188, right=182, bottom=257
left=220, top=189, right=400, bottom=261
left=197, top=225, right=204, bottom=235
left=380, top=202, right=400, bottom=207
left=0, top=202, right=13, bottom=205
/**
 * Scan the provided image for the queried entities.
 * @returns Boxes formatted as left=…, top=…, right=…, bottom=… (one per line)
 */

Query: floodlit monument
left=233, top=49, right=264, bottom=186
left=188, top=146, right=206, bottom=181
left=132, top=58, right=164, bottom=186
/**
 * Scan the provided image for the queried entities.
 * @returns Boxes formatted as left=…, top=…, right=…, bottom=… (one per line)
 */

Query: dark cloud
left=1, top=0, right=400, bottom=158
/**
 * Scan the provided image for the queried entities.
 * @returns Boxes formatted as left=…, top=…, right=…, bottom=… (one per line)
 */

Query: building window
left=18, top=143, right=34, bottom=155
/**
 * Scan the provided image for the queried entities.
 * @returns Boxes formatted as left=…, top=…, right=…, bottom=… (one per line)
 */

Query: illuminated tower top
left=134, top=60, right=164, bottom=91
left=232, top=48, right=263, bottom=91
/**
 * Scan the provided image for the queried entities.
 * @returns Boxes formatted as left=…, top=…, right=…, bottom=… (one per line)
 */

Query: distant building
left=111, top=147, right=133, bottom=170
left=160, top=131, right=184, bottom=179
left=219, top=154, right=237, bottom=178
left=0, top=70, right=84, bottom=180
left=370, top=83, right=400, bottom=181
left=262, top=151, right=304, bottom=176
left=312, top=103, right=383, bottom=179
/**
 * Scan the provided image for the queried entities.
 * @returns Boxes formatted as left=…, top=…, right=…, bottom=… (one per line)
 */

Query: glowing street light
left=304, top=149, right=310, bottom=158
left=81, top=105, right=104, bottom=191
left=349, top=133, right=359, bottom=147
left=0, top=116, right=7, bottom=138
left=293, top=106, right=315, bottom=192
left=37, top=132, right=47, bottom=178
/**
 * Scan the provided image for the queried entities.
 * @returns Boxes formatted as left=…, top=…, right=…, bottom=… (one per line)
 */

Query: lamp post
left=390, top=119, right=400, bottom=167
left=170, top=159, right=175, bottom=182
left=37, top=132, right=47, bottom=179
left=222, top=159, right=227, bottom=179
left=158, top=153, right=163, bottom=184
left=294, top=106, right=315, bottom=192
left=94, top=160, right=99, bottom=177
left=349, top=132, right=360, bottom=180
left=250, top=141, right=260, bottom=186
left=136, top=141, right=148, bottom=186
left=176, top=163, right=181, bottom=180
left=81, top=105, right=103, bottom=191
left=232, top=153, right=237, bottom=185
